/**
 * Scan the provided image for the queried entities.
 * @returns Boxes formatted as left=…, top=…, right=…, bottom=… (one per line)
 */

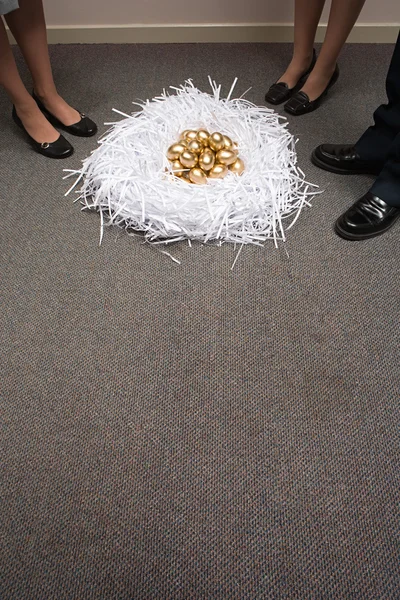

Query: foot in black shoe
left=311, top=144, right=383, bottom=175
left=284, top=64, right=339, bottom=115
left=33, top=92, right=98, bottom=138
left=12, top=106, right=73, bottom=159
left=335, top=192, right=400, bottom=240
left=265, top=49, right=316, bottom=105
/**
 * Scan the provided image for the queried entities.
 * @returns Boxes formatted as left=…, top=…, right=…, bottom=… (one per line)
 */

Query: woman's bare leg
left=0, top=16, right=59, bottom=142
left=277, top=0, right=326, bottom=88
left=301, top=0, right=366, bottom=100
left=5, top=0, right=80, bottom=126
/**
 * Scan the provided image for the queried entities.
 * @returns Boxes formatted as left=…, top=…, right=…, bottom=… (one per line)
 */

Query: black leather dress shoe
left=33, top=92, right=98, bottom=137
left=265, top=49, right=316, bottom=105
left=12, top=106, right=74, bottom=159
left=284, top=65, right=339, bottom=115
left=311, top=144, right=383, bottom=175
left=335, top=192, right=400, bottom=240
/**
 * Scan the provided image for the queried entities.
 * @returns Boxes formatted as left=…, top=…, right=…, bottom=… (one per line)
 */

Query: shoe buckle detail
left=41, top=142, right=50, bottom=149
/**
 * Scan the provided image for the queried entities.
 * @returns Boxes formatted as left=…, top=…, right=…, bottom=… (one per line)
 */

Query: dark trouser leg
left=370, top=131, right=400, bottom=206
left=355, top=32, right=400, bottom=163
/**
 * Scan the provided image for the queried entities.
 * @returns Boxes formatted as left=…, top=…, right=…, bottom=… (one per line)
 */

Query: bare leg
left=0, top=16, right=59, bottom=142
left=301, top=0, right=366, bottom=100
left=5, top=0, right=80, bottom=126
left=278, top=0, right=326, bottom=88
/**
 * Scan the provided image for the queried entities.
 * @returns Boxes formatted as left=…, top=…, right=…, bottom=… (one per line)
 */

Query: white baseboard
left=7, top=23, right=399, bottom=45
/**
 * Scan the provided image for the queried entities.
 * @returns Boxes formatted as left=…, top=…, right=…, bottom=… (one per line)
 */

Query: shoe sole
left=311, top=150, right=381, bottom=176
left=334, top=214, right=400, bottom=240
left=37, top=147, right=74, bottom=159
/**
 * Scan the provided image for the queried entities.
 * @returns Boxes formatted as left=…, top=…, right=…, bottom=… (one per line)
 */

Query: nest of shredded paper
left=65, top=79, right=316, bottom=249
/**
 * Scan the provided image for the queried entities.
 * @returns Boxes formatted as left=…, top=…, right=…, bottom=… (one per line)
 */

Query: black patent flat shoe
left=284, top=64, right=339, bottom=116
left=311, top=144, right=383, bottom=176
left=335, top=192, right=400, bottom=240
left=33, top=92, right=98, bottom=137
left=12, top=106, right=74, bottom=159
left=265, top=49, right=316, bottom=105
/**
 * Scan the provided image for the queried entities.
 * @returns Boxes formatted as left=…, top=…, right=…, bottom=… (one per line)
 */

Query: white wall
left=43, top=0, right=399, bottom=27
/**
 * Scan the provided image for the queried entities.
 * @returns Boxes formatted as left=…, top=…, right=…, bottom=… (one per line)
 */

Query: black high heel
left=265, top=49, right=317, bottom=105
left=33, top=92, right=98, bottom=138
left=12, top=106, right=74, bottom=159
left=284, top=64, right=340, bottom=116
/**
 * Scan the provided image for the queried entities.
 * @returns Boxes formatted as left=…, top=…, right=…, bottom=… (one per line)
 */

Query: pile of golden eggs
left=167, top=129, right=245, bottom=185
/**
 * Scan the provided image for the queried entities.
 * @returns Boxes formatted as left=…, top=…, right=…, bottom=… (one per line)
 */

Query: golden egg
left=208, top=164, right=228, bottom=179
left=223, top=135, right=234, bottom=150
left=187, top=140, right=203, bottom=155
left=198, top=149, right=215, bottom=171
left=209, top=132, right=225, bottom=152
left=185, top=130, right=198, bottom=141
left=179, top=169, right=191, bottom=181
left=167, top=143, right=186, bottom=161
left=179, top=150, right=198, bottom=168
left=171, top=160, right=184, bottom=177
left=229, top=157, right=245, bottom=176
left=216, top=149, right=237, bottom=166
left=180, top=129, right=190, bottom=139
left=197, top=129, right=210, bottom=145
left=189, top=167, right=207, bottom=185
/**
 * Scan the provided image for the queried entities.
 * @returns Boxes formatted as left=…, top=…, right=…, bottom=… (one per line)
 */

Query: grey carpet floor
left=1, top=43, right=399, bottom=599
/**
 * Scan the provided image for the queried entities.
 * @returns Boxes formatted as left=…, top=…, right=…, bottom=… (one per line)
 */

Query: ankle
left=33, top=86, right=59, bottom=103
left=310, top=62, right=337, bottom=79
left=14, top=97, right=39, bottom=116
left=291, top=51, right=314, bottom=69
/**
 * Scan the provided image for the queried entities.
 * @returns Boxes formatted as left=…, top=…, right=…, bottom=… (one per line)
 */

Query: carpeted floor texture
left=1, top=42, right=399, bottom=599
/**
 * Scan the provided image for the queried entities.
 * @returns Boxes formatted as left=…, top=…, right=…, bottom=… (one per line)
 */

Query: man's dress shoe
left=311, top=144, right=383, bottom=175
left=335, top=192, right=400, bottom=240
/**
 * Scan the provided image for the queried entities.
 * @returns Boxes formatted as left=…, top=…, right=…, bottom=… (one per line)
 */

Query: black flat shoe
left=284, top=65, right=339, bottom=116
left=335, top=192, right=400, bottom=240
left=265, top=49, right=316, bottom=105
left=12, top=106, right=74, bottom=159
left=311, top=144, right=383, bottom=175
left=33, top=92, right=98, bottom=138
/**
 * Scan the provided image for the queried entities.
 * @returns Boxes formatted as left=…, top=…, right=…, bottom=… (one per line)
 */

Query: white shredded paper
left=64, top=78, right=317, bottom=252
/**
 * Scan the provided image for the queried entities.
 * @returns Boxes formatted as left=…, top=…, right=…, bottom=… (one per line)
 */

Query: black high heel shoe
left=265, top=49, right=316, bottom=105
left=32, top=92, right=98, bottom=138
left=12, top=106, right=74, bottom=159
left=284, top=65, right=340, bottom=116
